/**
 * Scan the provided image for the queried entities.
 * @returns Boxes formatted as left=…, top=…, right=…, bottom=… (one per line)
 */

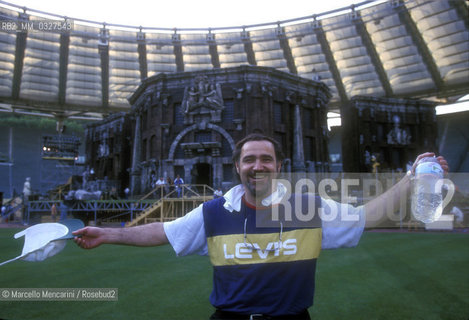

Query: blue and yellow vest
left=203, top=194, right=322, bottom=316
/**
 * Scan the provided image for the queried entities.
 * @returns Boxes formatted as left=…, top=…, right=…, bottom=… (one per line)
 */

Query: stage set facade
left=85, top=65, right=437, bottom=196
left=86, top=66, right=331, bottom=195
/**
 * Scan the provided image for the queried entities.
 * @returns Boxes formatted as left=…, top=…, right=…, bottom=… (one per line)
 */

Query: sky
left=2, top=0, right=468, bottom=118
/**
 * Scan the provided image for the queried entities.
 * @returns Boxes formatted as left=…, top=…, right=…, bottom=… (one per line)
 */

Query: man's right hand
left=73, top=227, right=106, bottom=249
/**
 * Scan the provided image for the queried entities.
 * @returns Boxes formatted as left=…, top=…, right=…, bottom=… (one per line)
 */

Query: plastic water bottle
left=411, top=157, right=444, bottom=223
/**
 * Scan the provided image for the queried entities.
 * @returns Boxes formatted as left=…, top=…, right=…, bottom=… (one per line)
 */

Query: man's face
left=235, top=140, right=282, bottom=200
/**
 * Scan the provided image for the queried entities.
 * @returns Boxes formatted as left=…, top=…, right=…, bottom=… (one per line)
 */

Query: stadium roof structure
left=0, top=0, right=468, bottom=121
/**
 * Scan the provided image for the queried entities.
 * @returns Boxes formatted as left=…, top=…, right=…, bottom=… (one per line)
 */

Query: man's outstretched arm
left=73, top=222, right=168, bottom=249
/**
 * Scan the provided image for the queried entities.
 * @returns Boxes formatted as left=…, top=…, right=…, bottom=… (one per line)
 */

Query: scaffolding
left=126, top=184, right=215, bottom=226
left=24, top=184, right=216, bottom=226
left=40, top=135, right=83, bottom=196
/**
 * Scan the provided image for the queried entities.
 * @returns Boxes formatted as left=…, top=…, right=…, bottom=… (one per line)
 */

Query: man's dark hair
left=231, top=133, right=284, bottom=181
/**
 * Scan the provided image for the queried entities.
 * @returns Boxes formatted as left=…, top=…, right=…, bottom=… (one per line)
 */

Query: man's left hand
left=411, top=152, right=449, bottom=175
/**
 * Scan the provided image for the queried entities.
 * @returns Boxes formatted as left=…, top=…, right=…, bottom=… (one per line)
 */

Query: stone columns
left=292, top=104, right=306, bottom=172
left=130, top=108, right=142, bottom=196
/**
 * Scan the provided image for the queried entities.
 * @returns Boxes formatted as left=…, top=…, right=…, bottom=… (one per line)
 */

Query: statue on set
left=387, top=115, right=411, bottom=145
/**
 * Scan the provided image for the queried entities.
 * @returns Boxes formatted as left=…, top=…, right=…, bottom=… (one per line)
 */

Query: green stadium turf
left=1, top=228, right=468, bottom=320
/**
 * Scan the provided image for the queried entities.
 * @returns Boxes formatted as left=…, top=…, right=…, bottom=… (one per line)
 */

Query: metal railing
left=0, top=0, right=378, bottom=34
left=22, top=184, right=216, bottom=225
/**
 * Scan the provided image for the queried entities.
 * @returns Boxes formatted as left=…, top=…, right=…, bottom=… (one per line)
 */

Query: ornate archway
left=168, top=123, right=235, bottom=161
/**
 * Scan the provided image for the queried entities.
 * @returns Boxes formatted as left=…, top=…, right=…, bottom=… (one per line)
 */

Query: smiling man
left=233, top=135, right=283, bottom=205
left=74, top=133, right=448, bottom=320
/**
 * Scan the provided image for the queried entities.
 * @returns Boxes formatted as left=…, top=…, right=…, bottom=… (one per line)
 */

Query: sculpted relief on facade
left=182, top=75, right=225, bottom=124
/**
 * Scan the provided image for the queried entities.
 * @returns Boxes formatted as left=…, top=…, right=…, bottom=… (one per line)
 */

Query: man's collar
left=222, top=183, right=288, bottom=213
